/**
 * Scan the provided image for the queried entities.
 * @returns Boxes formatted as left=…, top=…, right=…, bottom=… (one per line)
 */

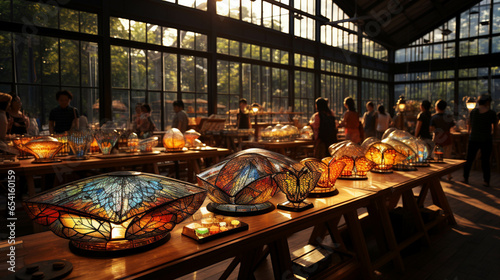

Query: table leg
left=402, top=189, right=431, bottom=246
left=344, top=210, right=374, bottom=280
left=26, top=175, right=36, bottom=197
left=427, top=177, right=456, bottom=225
left=269, top=237, right=295, bottom=280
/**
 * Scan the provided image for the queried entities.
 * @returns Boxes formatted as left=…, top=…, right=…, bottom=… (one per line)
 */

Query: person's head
left=344, top=97, right=355, bottom=111
left=315, top=97, right=330, bottom=114
left=377, top=105, right=386, bottom=115
left=478, top=94, right=492, bottom=106
left=239, top=98, right=248, bottom=111
left=421, top=100, right=431, bottom=111
left=8, top=92, right=21, bottom=111
left=56, top=90, right=73, bottom=108
left=135, top=103, right=143, bottom=114
left=435, top=99, right=447, bottom=112
left=141, top=103, right=152, bottom=113
left=0, top=92, right=12, bottom=111
left=366, top=101, right=374, bottom=111
left=173, top=100, right=184, bottom=113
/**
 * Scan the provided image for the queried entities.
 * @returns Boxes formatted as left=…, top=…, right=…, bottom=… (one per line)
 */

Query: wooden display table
left=0, top=160, right=463, bottom=280
left=241, top=140, right=314, bottom=158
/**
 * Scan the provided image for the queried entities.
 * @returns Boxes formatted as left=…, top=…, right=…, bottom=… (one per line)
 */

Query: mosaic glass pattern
left=13, top=135, right=41, bottom=159
left=127, top=133, right=139, bottom=152
left=386, top=129, right=430, bottom=165
left=23, top=171, right=206, bottom=251
left=138, top=137, right=159, bottom=152
left=329, top=140, right=375, bottom=178
left=273, top=166, right=321, bottom=210
left=163, top=128, right=186, bottom=151
left=364, top=142, right=406, bottom=171
left=94, top=129, right=121, bottom=155
left=68, top=131, right=93, bottom=159
left=302, top=157, right=346, bottom=191
left=24, top=136, right=63, bottom=163
left=197, top=148, right=300, bottom=214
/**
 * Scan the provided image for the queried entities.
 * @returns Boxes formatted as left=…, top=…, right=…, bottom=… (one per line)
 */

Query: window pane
left=110, top=17, right=129, bottom=39
left=147, top=24, right=162, bottom=45
left=181, top=55, right=195, bottom=92
left=41, top=37, right=59, bottom=85
left=111, top=45, right=129, bottom=88
left=131, top=48, right=146, bottom=89
left=148, top=50, right=162, bottom=90
left=81, top=42, right=98, bottom=87
left=163, top=53, right=177, bottom=91
left=80, top=11, right=97, bottom=35
left=0, top=31, right=12, bottom=83
left=60, top=39, right=80, bottom=86
left=60, top=8, right=79, bottom=32
left=130, top=20, right=146, bottom=42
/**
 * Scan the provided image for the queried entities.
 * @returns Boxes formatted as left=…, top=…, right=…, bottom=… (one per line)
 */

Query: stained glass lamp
left=24, top=136, right=64, bottom=163
left=364, top=142, right=406, bottom=173
left=329, top=141, right=376, bottom=180
left=381, top=138, right=417, bottom=171
left=23, top=171, right=206, bottom=253
left=163, top=128, right=186, bottom=152
left=138, top=137, right=159, bottom=152
left=54, top=133, right=70, bottom=156
left=184, top=129, right=201, bottom=148
left=197, top=148, right=300, bottom=216
left=361, top=137, right=381, bottom=148
left=273, top=166, right=321, bottom=212
left=301, top=157, right=346, bottom=197
left=300, top=126, right=313, bottom=140
left=127, top=133, right=139, bottom=153
left=381, top=127, right=398, bottom=139
left=68, top=131, right=93, bottom=160
left=410, top=138, right=431, bottom=167
left=261, top=126, right=274, bottom=142
left=94, top=129, right=121, bottom=155
left=13, top=135, right=40, bottom=159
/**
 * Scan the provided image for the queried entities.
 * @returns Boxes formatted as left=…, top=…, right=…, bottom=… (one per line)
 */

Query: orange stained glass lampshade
left=381, top=138, right=417, bottom=171
left=273, top=165, right=322, bottom=212
left=197, top=148, right=301, bottom=216
left=184, top=129, right=201, bottom=148
left=329, top=140, right=375, bottom=180
left=138, top=137, right=159, bottom=152
left=127, top=132, right=139, bottom=153
left=163, top=128, right=186, bottom=151
left=386, top=129, right=430, bottom=167
left=301, top=157, right=346, bottom=197
left=23, top=171, right=206, bottom=253
left=13, top=135, right=40, bottom=159
left=54, top=133, right=70, bottom=156
left=24, top=136, right=64, bottom=163
left=94, top=129, right=121, bottom=155
left=364, top=142, right=406, bottom=173
left=89, top=136, right=100, bottom=153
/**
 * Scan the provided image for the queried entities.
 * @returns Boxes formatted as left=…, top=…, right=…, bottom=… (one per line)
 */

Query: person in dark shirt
left=430, top=99, right=455, bottom=179
left=49, top=90, right=79, bottom=134
left=310, top=97, right=337, bottom=158
left=362, top=101, right=376, bottom=138
left=415, top=99, right=433, bottom=151
left=463, top=94, right=497, bottom=187
left=237, top=98, right=251, bottom=129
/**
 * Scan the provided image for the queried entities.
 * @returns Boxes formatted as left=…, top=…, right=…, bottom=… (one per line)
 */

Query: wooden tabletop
left=0, top=160, right=464, bottom=280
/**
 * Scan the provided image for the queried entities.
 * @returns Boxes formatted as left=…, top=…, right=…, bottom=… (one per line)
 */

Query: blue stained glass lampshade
left=197, top=148, right=301, bottom=215
left=23, top=171, right=206, bottom=252
left=68, top=131, right=93, bottom=160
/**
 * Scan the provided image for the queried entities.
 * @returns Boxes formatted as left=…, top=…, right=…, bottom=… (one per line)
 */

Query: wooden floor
left=177, top=168, right=500, bottom=280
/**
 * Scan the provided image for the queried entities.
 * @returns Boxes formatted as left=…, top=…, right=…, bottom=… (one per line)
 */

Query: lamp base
left=392, top=164, right=418, bottom=171
left=338, top=175, right=368, bottom=180
left=277, top=201, right=313, bottom=212
left=308, top=188, right=339, bottom=198
left=207, top=202, right=275, bottom=216
left=410, top=162, right=430, bottom=167
left=31, top=158, right=62, bottom=164
left=371, top=168, right=393, bottom=174
left=69, top=233, right=170, bottom=256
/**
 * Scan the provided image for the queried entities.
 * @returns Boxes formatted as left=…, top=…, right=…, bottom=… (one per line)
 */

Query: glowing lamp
left=184, top=129, right=201, bottom=148
left=261, top=126, right=273, bottom=142
left=68, top=131, right=93, bottom=160
left=138, top=137, right=159, bottom=152
left=466, top=97, right=476, bottom=111
left=301, top=157, right=346, bottom=197
left=434, top=144, right=444, bottom=162
left=54, top=133, right=70, bottom=156
left=381, top=138, right=417, bottom=171
left=24, top=136, right=64, bottom=163
left=94, top=129, right=121, bottom=155
left=364, top=142, right=406, bottom=173
left=127, top=133, right=139, bottom=153
left=23, top=171, right=206, bottom=253
left=251, top=103, right=260, bottom=114
left=197, top=148, right=300, bottom=216
left=273, top=166, right=321, bottom=212
left=329, top=140, right=375, bottom=179
left=13, top=135, right=40, bottom=159
left=300, top=126, right=313, bottom=140
left=163, top=128, right=185, bottom=152
left=397, top=95, right=406, bottom=112
left=89, top=136, right=100, bottom=153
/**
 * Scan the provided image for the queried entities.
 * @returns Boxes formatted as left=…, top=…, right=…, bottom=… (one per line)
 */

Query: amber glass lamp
left=197, top=148, right=300, bottom=216
left=273, top=166, right=321, bottom=212
left=163, top=128, right=186, bottom=152
left=68, top=131, right=93, bottom=160
left=301, top=157, right=346, bottom=197
left=329, top=141, right=376, bottom=180
left=127, top=132, right=139, bottom=153
left=381, top=138, right=417, bottom=171
left=24, top=136, right=64, bottom=163
left=13, top=135, right=40, bottom=159
left=184, top=129, right=201, bottom=148
left=364, top=142, right=406, bottom=173
left=23, top=171, right=206, bottom=253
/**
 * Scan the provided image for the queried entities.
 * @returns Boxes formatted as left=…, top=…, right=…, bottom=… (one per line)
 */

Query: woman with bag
left=310, top=97, right=337, bottom=158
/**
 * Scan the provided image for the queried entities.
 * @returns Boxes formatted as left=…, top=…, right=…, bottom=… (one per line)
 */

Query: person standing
left=49, top=90, right=79, bottom=134
left=6, top=92, right=29, bottom=135
left=310, top=97, right=337, bottom=158
left=362, top=101, right=376, bottom=138
left=375, top=105, right=391, bottom=139
left=172, top=100, right=188, bottom=133
left=236, top=98, right=251, bottom=129
left=0, top=93, right=12, bottom=140
left=137, top=103, right=156, bottom=138
left=463, top=95, right=497, bottom=187
left=430, top=99, right=455, bottom=179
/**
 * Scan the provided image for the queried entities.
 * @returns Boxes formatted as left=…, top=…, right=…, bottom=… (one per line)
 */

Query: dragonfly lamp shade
left=163, top=128, right=186, bottom=151
left=329, top=141, right=375, bottom=180
left=197, top=148, right=300, bottom=216
left=364, top=142, right=406, bottom=173
left=24, top=136, right=64, bottom=163
left=68, top=131, right=93, bottom=160
left=23, top=171, right=206, bottom=253
left=273, top=166, right=321, bottom=212
left=301, top=157, right=346, bottom=197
